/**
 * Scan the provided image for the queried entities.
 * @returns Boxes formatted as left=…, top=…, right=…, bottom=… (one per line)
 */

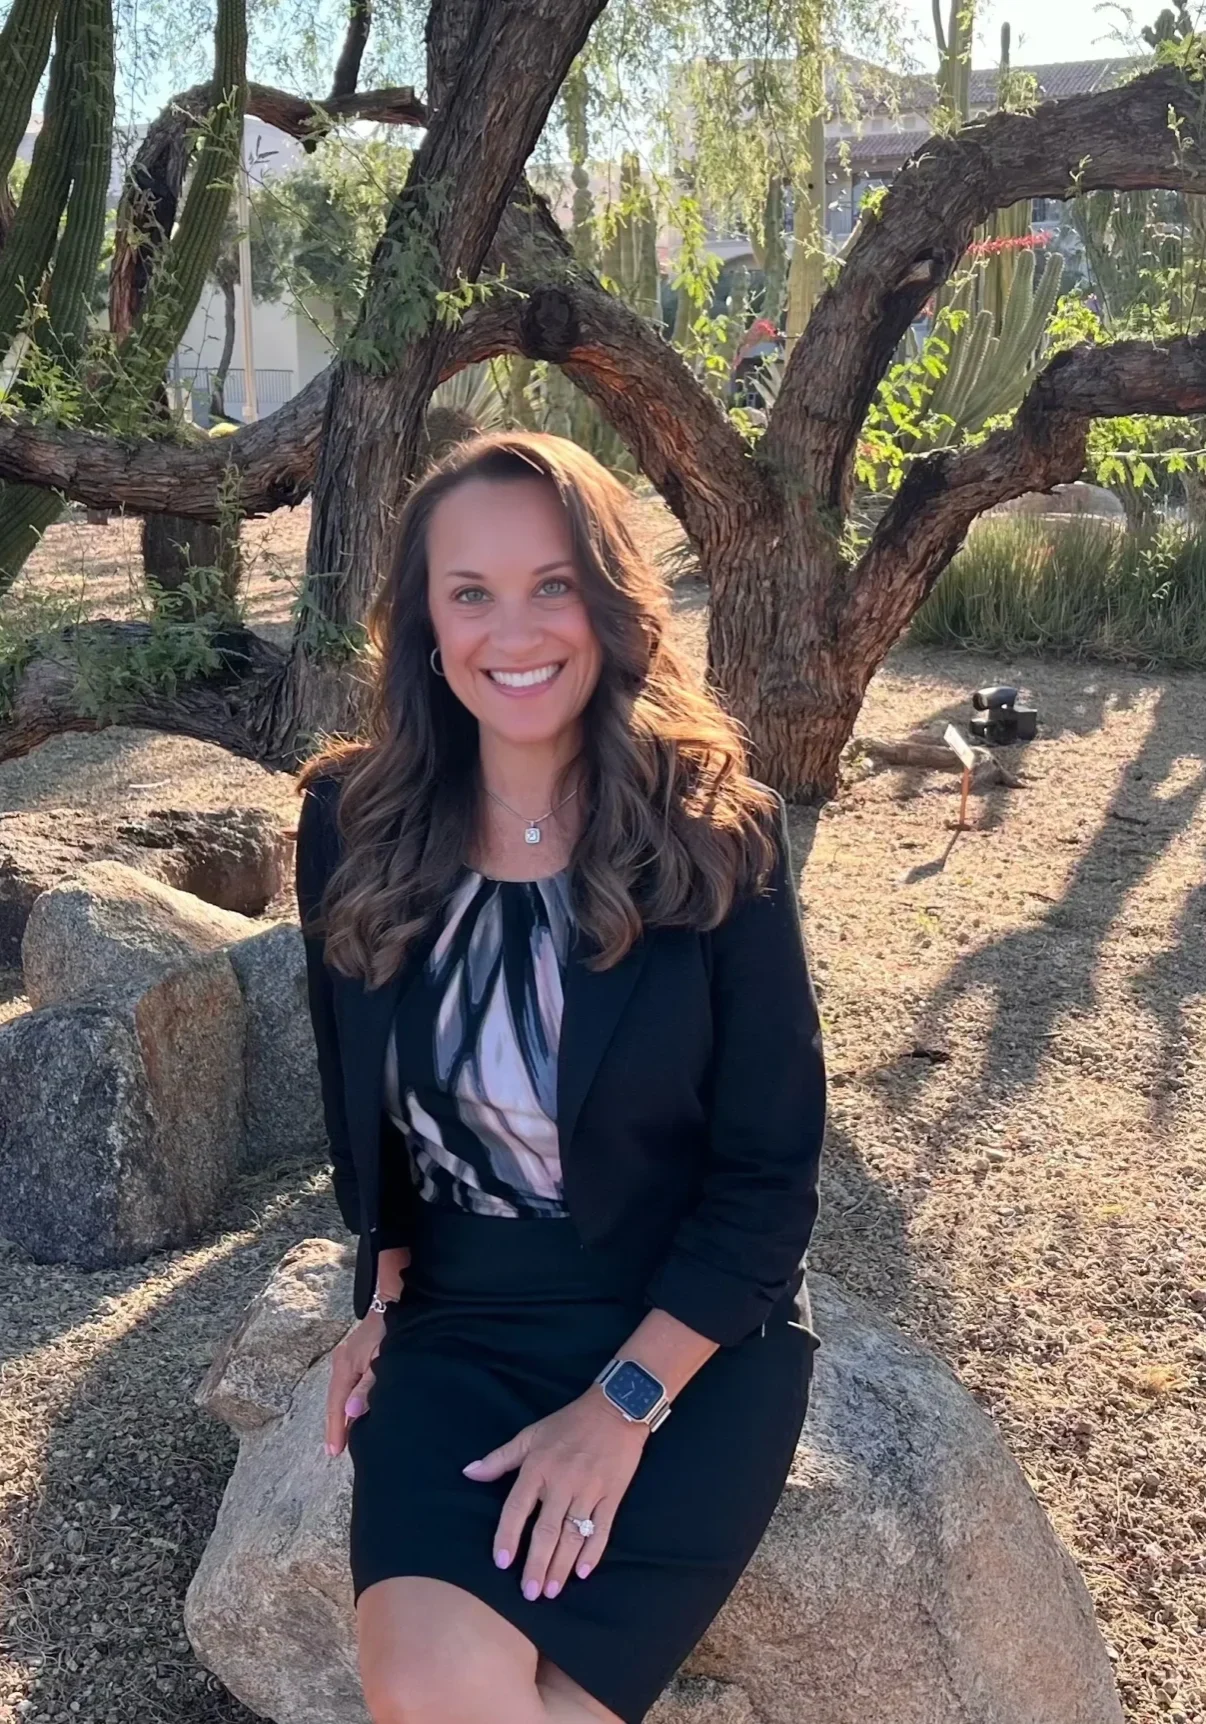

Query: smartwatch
left=593, top=1357, right=672, bottom=1430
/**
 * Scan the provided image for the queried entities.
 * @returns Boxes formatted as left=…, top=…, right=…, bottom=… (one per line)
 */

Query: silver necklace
left=485, top=785, right=578, bottom=845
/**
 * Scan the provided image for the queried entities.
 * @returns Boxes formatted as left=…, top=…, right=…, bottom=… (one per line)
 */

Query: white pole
left=236, top=134, right=258, bottom=422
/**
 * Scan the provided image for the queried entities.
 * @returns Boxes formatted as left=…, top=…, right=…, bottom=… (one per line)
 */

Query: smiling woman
left=426, top=475, right=603, bottom=848
left=293, top=431, right=826, bottom=1724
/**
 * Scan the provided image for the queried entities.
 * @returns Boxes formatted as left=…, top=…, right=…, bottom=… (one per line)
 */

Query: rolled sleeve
left=644, top=793, right=826, bottom=1346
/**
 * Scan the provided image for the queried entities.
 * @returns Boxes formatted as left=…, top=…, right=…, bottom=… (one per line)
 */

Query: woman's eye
left=453, top=586, right=489, bottom=604
left=539, top=577, right=572, bottom=597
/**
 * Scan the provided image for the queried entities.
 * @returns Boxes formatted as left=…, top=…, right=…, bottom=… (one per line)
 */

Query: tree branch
left=329, top=0, right=372, bottom=101
left=109, top=80, right=426, bottom=335
left=0, top=621, right=289, bottom=767
left=446, top=190, right=761, bottom=544
left=846, top=333, right=1206, bottom=662
left=0, top=369, right=329, bottom=517
left=768, top=65, right=1206, bottom=515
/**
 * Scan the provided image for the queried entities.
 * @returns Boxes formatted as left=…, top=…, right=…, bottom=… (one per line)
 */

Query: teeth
left=488, top=665, right=560, bottom=688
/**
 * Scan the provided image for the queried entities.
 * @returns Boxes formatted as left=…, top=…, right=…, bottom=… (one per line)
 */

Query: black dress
left=348, top=866, right=818, bottom=1724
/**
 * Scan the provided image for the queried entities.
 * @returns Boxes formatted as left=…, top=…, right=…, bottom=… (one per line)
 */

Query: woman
left=294, top=430, right=826, bottom=1724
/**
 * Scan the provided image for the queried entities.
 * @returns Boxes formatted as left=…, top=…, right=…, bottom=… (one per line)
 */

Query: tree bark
left=142, top=512, right=242, bottom=618
left=292, top=0, right=609, bottom=752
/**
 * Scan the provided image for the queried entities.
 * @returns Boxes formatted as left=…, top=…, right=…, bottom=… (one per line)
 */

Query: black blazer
left=295, top=774, right=826, bottom=1346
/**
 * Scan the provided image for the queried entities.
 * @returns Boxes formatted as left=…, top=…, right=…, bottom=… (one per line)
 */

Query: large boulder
left=21, top=859, right=257, bottom=1010
left=0, top=805, right=288, bottom=965
left=21, top=861, right=324, bottom=1170
left=186, top=1250, right=1124, bottom=1724
left=225, top=923, right=325, bottom=1169
left=0, top=954, right=244, bottom=1266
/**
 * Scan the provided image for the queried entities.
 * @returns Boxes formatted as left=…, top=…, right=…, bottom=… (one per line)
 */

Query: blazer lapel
left=557, top=926, right=651, bottom=1162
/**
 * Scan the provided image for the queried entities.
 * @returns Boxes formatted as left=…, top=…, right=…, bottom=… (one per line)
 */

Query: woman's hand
left=462, top=1388, right=648, bottom=1600
left=325, top=1247, right=410, bottom=1458
left=324, top=1310, right=388, bottom=1456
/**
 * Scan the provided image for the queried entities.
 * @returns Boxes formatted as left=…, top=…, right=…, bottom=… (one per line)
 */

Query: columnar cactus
left=115, top=0, right=248, bottom=406
left=603, top=152, right=660, bottom=327
left=924, top=245, right=1064, bottom=440
left=0, top=0, right=113, bottom=589
left=0, top=0, right=60, bottom=189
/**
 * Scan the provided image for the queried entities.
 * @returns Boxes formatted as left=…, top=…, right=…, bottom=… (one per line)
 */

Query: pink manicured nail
left=494, top=1549, right=511, bottom=1569
left=345, top=1396, right=365, bottom=1418
left=463, top=1459, right=484, bottom=1474
left=544, top=1580, right=561, bottom=1599
left=324, top=1443, right=337, bottom=1458
left=522, top=1579, right=540, bottom=1601
left=576, top=1561, right=592, bottom=1580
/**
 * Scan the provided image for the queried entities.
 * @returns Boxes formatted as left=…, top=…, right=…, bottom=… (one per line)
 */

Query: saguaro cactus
left=0, top=0, right=60, bottom=194
left=0, top=0, right=113, bottom=588
left=603, top=152, right=660, bottom=326
left=0, top=0, right=247, bottom=591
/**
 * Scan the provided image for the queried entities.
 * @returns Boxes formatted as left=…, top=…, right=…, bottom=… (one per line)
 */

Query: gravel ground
left=1, top=508, right=1204, bottom=1724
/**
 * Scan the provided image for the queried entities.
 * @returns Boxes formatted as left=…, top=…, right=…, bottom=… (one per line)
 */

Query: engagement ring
left=566, top=1515, right=595, bottom=1538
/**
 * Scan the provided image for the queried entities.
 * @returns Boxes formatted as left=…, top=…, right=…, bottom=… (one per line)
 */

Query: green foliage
left=247, top=133, right=413, bottom=340
left=912, top=513, right=1206, bottom=668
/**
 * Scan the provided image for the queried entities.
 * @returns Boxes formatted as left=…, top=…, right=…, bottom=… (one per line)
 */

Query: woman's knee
left=357, top=1577, right=542, bottom=1724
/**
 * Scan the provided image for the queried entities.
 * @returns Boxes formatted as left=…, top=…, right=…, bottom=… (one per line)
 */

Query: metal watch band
left=593, top=1357, right=672, bottom=1431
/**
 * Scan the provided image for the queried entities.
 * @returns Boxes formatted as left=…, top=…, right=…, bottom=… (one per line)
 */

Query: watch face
left=604, top=1360, right=663, bottom=1420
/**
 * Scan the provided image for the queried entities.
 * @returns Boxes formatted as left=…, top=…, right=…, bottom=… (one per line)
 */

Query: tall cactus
left=924, top=244, right=1064, bottom=442
left=563, top=63, right=596, bottom=273
left=784, top=105, right=825, bottom=351
left=0, top=0, right=113, bottom=589
left=113, top=0, right=247, bottom=408
left=0, top=0, right=79, bottom=355
left=603, top=152, right=660, bottom=327
left=752, top=176, right=787, bottom=330
left=933, top=0, right=973, bottom=128
left=46, top=0, right=114, bottom=363
left=0, top=0, right=60, bottom=191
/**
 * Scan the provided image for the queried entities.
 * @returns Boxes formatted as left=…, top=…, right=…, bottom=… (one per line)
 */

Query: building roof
left=831, top=53, right=1142, bottom=118
left=968, top=58, right=1140, bottom=102
left=825, top=57, right=1144, bottom=171
left=825, top=130, right=923, bottom=168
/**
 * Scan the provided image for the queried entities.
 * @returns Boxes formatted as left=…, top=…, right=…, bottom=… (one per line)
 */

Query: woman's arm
left=296, top=778, right=361, bottom=1236
left=643, top=790, right=826, bottom=1347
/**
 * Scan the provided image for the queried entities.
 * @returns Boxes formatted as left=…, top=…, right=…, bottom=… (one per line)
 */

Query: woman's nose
left=487, top=601, right=544, bottom=655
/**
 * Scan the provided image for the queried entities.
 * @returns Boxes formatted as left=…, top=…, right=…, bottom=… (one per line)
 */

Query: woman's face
left=426, top=475, right=604, bottom=752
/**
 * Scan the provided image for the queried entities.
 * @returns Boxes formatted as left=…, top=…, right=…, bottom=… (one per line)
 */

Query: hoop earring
left=430, top=646, right=446, bottom=678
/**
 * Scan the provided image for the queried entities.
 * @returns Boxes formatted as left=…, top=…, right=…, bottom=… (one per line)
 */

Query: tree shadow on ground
left=864, top=649, right=1154, bottom=859
left=804, top=1121, right=919, bottom=1330
left=888, top=683, right=1206, bottom=1123
left=1, top=1156, right=343, bottom=1724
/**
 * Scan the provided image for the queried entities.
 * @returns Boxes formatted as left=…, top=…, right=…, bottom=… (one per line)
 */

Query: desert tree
left=5, top=6, right=1206, bottom=798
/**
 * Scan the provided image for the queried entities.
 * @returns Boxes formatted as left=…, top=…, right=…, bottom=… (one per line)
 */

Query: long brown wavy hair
left=297, top=430, right=777, bottom=985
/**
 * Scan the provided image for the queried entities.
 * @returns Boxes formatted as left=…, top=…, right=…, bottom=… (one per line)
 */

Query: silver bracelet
left=369, top=1292, right=399, bottom=1315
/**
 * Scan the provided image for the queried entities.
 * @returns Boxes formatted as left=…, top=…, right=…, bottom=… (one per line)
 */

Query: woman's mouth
left=485, top=663, right=564, bottom=695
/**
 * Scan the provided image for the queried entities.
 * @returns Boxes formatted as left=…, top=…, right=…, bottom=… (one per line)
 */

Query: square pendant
left=524, top=826, right=542, bottom=844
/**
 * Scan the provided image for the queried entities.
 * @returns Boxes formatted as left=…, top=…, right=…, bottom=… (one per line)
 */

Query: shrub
left=911, top=514, right=1206, bottom=669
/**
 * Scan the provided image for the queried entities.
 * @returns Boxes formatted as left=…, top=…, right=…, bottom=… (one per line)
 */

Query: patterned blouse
left=382, top=866, right=575, bottom=1216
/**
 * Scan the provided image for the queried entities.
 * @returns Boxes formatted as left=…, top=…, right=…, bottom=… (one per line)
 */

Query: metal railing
left=176, top=367, right=296, bottom=423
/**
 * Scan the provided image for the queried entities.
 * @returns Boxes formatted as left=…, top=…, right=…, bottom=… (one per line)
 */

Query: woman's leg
left=358, top=1577, right=544, bottom=1724
left=356, top=1577, right=621, bottom=1724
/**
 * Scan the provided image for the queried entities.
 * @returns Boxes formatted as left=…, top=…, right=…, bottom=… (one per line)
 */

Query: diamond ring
left=565, top=1515, right=595, bottom=1539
